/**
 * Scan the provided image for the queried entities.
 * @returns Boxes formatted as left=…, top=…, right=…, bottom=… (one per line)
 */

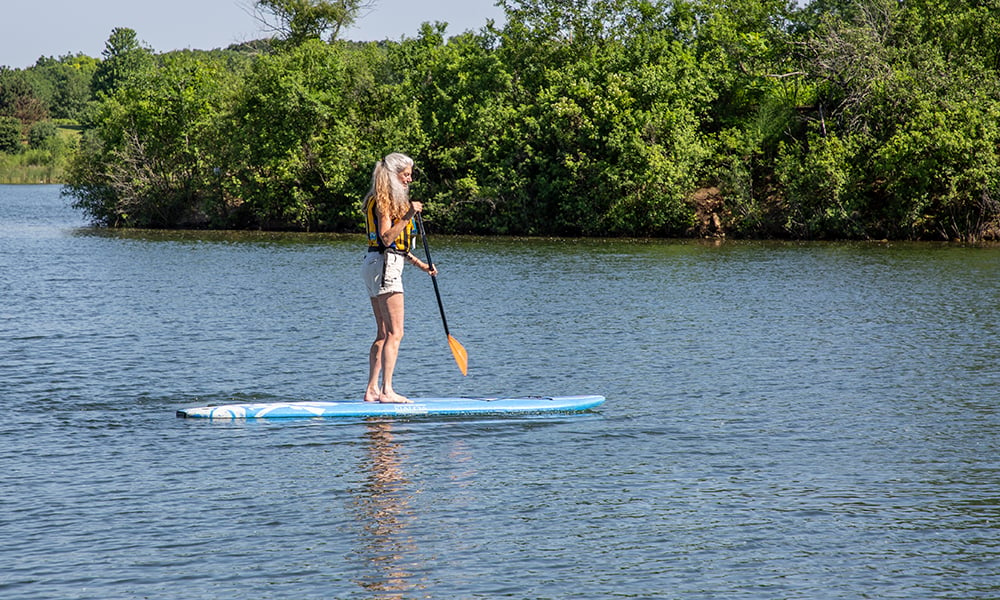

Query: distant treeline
left=5, top=0, right=1000, bottom=240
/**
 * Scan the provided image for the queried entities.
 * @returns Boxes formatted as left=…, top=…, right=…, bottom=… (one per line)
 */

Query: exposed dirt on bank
left=688, top=186, right=730, bottom=238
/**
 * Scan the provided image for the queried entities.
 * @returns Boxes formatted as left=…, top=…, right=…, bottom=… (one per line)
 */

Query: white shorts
left=362, top=251, right=405, bottom=298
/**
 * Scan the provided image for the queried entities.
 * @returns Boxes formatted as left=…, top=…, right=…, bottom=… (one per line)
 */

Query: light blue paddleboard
left=177, top=395, right=605, bottom=419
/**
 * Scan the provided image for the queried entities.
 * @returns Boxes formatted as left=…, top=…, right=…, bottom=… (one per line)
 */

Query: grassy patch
left=0, top=121, right=80, bottom=183
left=0, top=150, right=67, bottom=184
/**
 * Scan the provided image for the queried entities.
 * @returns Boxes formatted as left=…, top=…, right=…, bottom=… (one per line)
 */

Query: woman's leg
left=365, top=296, right=388, bottom=402
left=376, top=291, right=410, bottom=403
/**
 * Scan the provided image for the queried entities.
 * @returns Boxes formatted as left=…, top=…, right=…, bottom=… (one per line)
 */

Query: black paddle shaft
left=416, top=212, right=452, bottom=337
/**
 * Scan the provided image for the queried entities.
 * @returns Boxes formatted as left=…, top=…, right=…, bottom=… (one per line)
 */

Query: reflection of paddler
left=354, top=420, right=421, bottom=597
left=365, top=421, right=407, bottom=529
left=448, top=440, right=477, bottom=489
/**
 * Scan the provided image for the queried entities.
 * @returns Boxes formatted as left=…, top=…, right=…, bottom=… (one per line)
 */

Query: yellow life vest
left=365, top=198, right=415, bottom=253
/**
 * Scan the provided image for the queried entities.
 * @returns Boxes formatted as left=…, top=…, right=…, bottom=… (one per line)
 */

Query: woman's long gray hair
left=365, top=152, right=414, bottom=220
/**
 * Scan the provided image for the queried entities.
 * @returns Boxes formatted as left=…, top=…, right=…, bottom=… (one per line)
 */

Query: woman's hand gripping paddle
left=416, top=213, right=468, bottom=375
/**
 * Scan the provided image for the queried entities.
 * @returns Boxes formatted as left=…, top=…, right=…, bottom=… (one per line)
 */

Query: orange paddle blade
left=448, top=335, right=468, bottom=376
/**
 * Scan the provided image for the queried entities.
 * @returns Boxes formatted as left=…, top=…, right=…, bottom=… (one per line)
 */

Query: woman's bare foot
left=364, top=387, right=381, bottom=403
left=378, top=391, right=412, bottom=404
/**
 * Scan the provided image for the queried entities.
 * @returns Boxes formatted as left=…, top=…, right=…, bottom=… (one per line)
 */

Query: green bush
left=28, top=120, right=59, bottom=150
left=58, top=0, right=1000, bottom=240
left=0, top=116, right=22, bottom=153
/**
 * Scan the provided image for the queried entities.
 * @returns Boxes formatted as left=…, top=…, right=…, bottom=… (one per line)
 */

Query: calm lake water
left=2, top=184, right=999, bottom=599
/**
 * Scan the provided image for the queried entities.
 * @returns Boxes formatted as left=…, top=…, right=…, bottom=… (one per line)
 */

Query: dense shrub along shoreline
left=5, top=0, right=1000, bottom=240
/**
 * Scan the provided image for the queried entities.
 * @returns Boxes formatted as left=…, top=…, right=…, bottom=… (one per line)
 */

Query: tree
left=780, top=0, right=1000, bottom=240
left=27, top=120, right=59, bottom=150
left=254, top=0, right=376, bottom=45
left=0, top=116, right=21, bottom=152
left=449, top=0, right=716, bottom=236
left=0, top=68, right=48, bottom=126
left=91, top=27, right=154, bottom=97
left=25, top=54, right=99, bottom=120
left=68, top=52, right=237, bottom=227
left=219, top=39, right=416, bottom=230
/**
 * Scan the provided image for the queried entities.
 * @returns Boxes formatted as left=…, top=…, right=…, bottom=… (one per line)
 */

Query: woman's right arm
left=378, top=202, right=422, bottom=247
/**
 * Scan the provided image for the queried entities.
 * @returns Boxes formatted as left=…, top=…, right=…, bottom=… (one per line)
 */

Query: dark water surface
left=2, top=184, right=998, bottom=599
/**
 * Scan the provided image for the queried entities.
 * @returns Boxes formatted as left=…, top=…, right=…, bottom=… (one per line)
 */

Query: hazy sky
left=1, top=0, right=506, bottom=69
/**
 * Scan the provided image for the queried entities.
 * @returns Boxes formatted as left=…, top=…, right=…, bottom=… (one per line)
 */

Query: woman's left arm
left=407, top=253, right=438, bottom=276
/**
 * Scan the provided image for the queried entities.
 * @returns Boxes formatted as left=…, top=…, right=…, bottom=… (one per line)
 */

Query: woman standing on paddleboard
left=361, top=153, right=437, bottom=404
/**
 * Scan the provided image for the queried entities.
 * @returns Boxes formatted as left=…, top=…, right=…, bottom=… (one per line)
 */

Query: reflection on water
left=353, top=420, right=422, bottom=598
left=448, top=439, right=476, bottom=487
